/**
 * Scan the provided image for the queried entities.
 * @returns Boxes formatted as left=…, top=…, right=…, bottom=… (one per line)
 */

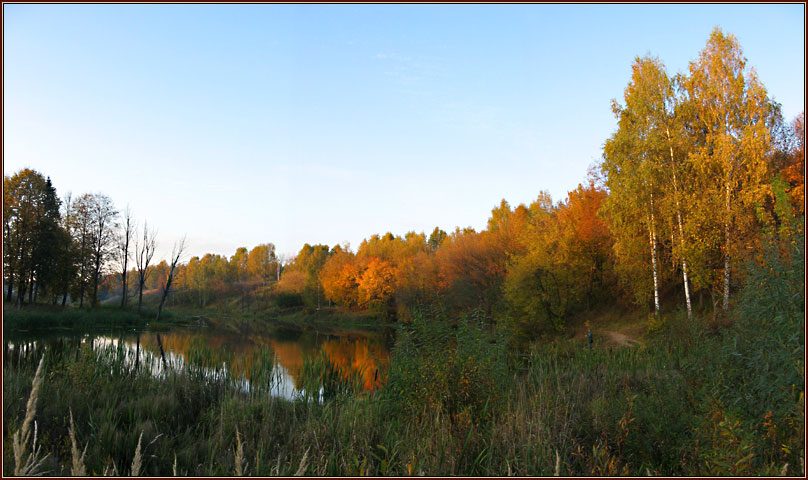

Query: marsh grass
left=2, top=236, right=803, bottom=476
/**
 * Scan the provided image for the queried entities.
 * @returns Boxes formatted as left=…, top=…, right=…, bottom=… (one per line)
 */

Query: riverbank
left=4, top=301, right=803, bottom=476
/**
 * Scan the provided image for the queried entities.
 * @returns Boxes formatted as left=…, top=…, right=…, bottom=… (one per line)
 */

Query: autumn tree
left=557, top=183, right=615, bottom=309
left=602, top=59, right=670, bottom=317
left=683, top=27, right=779, bottom=312
left=246, top=243, right=278, bottom=285
left=319, top=247, right=361, bottom=309
left=436, top=227, right=507, bottom=316
left=284, top=244, right=330, bottom=309
left=603, top=56, right=697, bottom=318
left=428, top=227, right=448, bottom=251
left=3, top=169, right=63, bottom=306
left=781, top=112, right=805, bottom=214
left=357, top=257, right=397, bottom=310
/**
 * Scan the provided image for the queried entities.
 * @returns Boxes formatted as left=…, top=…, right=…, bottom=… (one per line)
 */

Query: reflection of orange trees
left=321, top=338, right=389, bottom=391
left=136, top=332, right=389, bottom=392
left=267, top=339, right=305, bottom=387
left=269, top=337, right=389, bottom=391
left=139, top=333, right=264, bottom=379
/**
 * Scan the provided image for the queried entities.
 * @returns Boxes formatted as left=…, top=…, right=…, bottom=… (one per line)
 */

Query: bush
left=274, top=292, right=304, bottom=309
left=383, top=308, right=508, bottom=426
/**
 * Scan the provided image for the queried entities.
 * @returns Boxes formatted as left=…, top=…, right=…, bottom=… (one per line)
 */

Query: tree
left=134, top=221, right=157, bottom=312
left=357, top=257, right=396, bottom=310
left=155, top=236, right=187, bottom=322
left=67, top=194, right=95, bottom=308
left=781, top=112, right=805, bottom=214
left=87, top=194, right=119, bottom=309
left=557, top=183, right=615, bottom=310
left=230, top=247, right=249, bottom=283
left=246, top=243, right=277, bottom=285
left=503, top=192, right=571, bottom=336
left=320, top=247, right=361, bottom=308
left=603, top=114, right=662, bottom=314
left=436, top=228, right=507, bottom=315
left=683, top=27, right=778, bottom=312
left=53, top=194, right=77, bottom=306
left=292, top=243, right=331, bottom=309
left=603, top=56, right=695, bottom=319
left=428, top=227, right=448, bottom=251
left=117, top=206, right=135, bottom=309
left=3, top=169, right=62, bottom=306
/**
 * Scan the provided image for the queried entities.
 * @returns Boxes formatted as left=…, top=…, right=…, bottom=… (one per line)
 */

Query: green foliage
left=274, top=292, right=303, bottom=308
left=383, top=308, right=508, bottom=428
left=3, top=307, right=147, bottom=331
left=299, top=350, right=363, bottom=402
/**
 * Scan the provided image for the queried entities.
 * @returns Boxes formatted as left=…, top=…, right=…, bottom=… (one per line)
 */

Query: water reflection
left=6, top=324, right=392, bottom=401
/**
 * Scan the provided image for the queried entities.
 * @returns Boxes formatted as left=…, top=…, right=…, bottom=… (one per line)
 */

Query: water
left=4, top=320, right=394, bottom=400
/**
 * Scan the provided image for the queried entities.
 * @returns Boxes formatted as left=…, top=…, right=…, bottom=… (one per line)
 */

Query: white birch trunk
left=648, top=200, right=660, bottom=317
left=666, top=128, right=693, bottom=320
left=722, top=179, right=731, bottom=311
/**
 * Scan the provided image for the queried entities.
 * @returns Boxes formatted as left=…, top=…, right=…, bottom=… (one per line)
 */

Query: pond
left=4, top=320, right=395, bottom=401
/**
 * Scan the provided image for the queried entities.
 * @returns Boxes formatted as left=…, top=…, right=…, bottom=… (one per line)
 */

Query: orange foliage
left=357, top=257, right=397, bottom=308
left=782, top=112, right=805, bottom=214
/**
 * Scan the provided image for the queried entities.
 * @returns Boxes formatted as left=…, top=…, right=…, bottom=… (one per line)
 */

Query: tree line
left=3, top=171, right=187, bottom=320
left=4, top=28, right=804, bottom=336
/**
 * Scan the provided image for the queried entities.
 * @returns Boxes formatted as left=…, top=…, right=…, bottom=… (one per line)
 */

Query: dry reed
left=69, top=410, right=88, bottom=476
left=12, top=356, right=49, bottom=476
left=131, top=432, right=143, bottom=476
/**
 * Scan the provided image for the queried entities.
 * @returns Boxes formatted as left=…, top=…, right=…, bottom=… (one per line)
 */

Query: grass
left=2, top=235, right=803, bottom=476
left=2, top=304, right=189, bottom=336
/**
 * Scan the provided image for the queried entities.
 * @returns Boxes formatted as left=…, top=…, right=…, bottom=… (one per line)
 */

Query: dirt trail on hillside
left=605, top=331, right=640, bottom=347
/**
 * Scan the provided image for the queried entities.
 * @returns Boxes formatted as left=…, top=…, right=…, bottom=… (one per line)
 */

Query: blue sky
left=4, top=4, right=804, bottom=262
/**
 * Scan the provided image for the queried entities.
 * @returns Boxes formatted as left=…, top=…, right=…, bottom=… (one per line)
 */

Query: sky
left=3, top=4, right=805, bottom=262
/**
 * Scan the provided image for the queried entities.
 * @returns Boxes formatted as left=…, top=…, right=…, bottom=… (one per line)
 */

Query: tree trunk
left=647, top=194, right=660, bottom=317
left=722, top=178, right=732, bottom=312
left=121, top=271, right=128, bottom=309
left=649, top=222, right=660, bottom=317
left=5, top=270, right=13, bottom=301
left=17, top=277, right=27, bottom=307
left=78, top=278, right=85, bottom=308
left=91, top=254, right=101, bottom=309
left=137, top=277, right=145, bottom=313
left=666, top=128, right=693, bottom=321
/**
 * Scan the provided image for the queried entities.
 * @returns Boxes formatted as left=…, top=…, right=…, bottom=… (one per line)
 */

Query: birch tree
left=683, top=27, right=778, bottom=312
left=612, top=56, right=695, bottom=319
left=602, top=61, right=666, bottom=316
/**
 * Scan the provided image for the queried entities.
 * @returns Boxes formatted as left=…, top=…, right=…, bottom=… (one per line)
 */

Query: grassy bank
left=3, top=241, right=803, bottom=476
left=165, top=305, right=393, bottom=339
left=2, top=305, right=191, bottom=335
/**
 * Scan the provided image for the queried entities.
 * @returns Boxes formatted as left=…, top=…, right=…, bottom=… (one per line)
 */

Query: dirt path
left=605, top=330, right=640, bottom=347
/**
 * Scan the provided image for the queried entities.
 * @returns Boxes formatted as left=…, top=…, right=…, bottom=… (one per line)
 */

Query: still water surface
left=5, top=322, right=394, bottom=400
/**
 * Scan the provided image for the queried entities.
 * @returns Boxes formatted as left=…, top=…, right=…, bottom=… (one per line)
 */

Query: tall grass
left=3, top=236, right=804, bottom=476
